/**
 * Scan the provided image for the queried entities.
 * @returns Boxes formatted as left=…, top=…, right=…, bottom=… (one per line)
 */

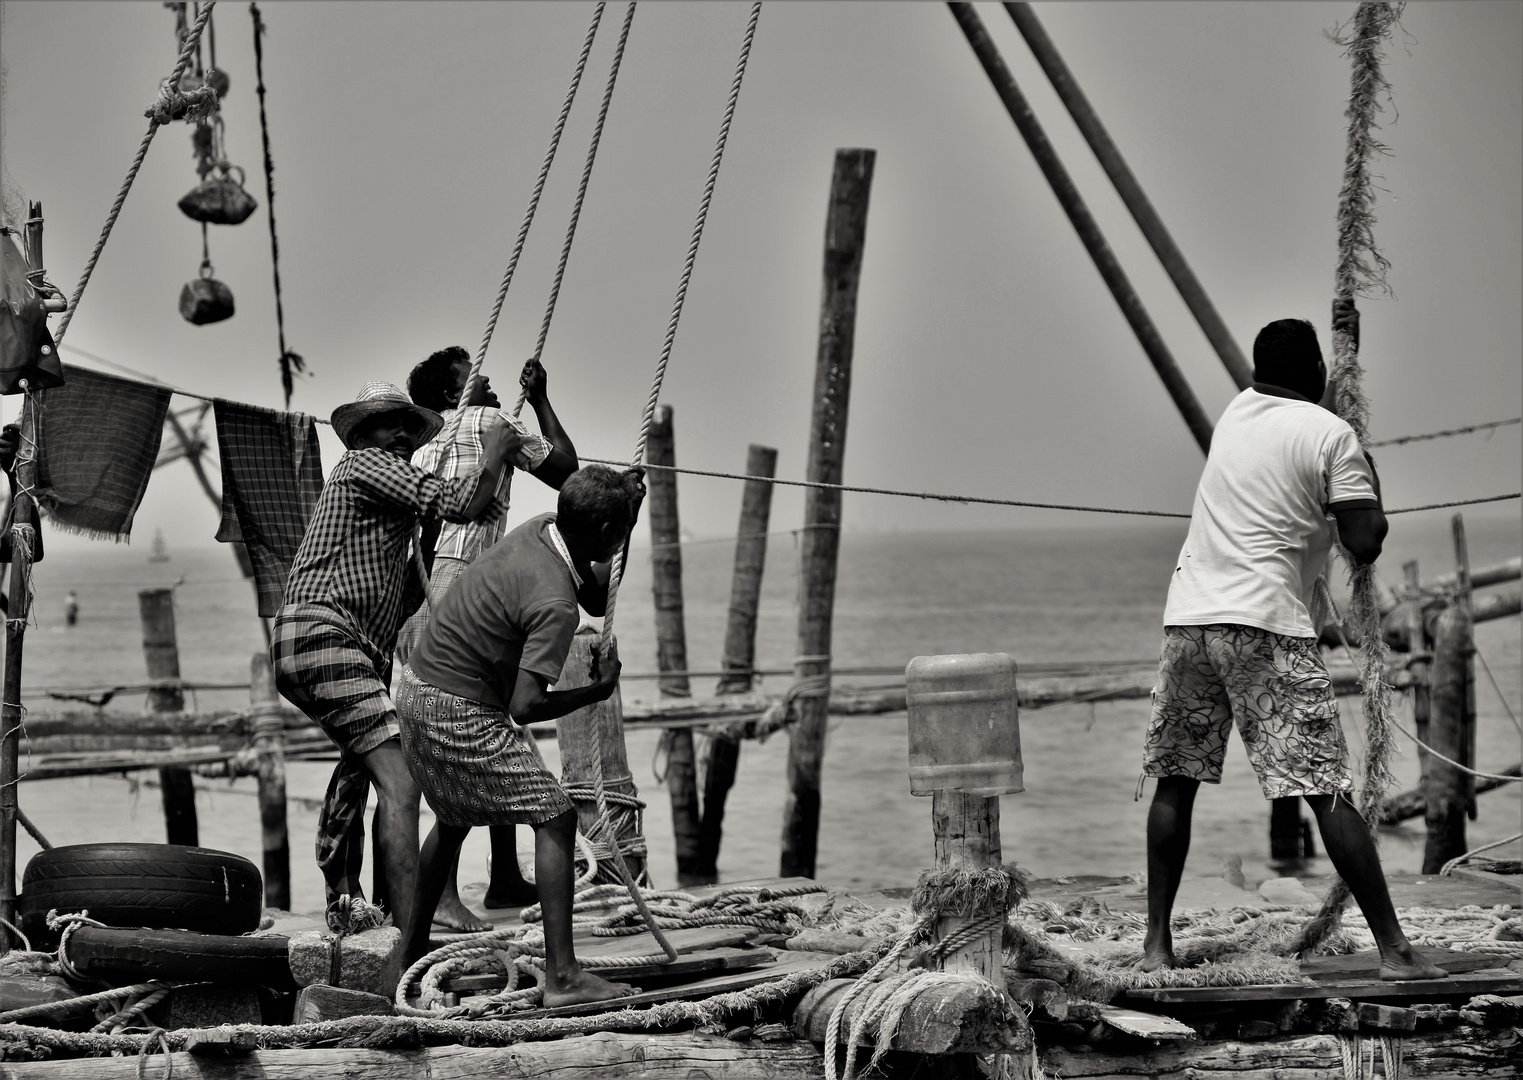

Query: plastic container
left=906, top=652, right=1023, bottom=797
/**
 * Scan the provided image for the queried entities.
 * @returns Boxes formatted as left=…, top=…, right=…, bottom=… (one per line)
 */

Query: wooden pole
left=139, top=588, right=198, bottom=846
left=947, top=2, right=1214, bottom=453
left=646, top=405, right=701, bottom=882
left=0, top=206, right=46, bottom=942
left=1402, top=560, right=1432, bottom=782
left=1003, top=2, right=1253, bottom=390
left=697, top=444, right=777, bottom=882
left=931, top=791, right=1005, bottom=978
left=1451, top=514, right=1478, bottom=820
left=1423, top=599, right=1471, bottom=873
left=556, top=626, right=647, bottom=884
left=780, top=148, right=875, bottom=879
left=250, top=651, right=290, bottom=910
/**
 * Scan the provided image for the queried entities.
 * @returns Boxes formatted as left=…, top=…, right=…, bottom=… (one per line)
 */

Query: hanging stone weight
left=178, top=165, right=258, bottom=225
left=179, top=262, right=234, bottom=325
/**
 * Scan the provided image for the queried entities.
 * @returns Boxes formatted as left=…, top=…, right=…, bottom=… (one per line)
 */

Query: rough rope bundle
left=1293, top=0, right=1405, bottom=958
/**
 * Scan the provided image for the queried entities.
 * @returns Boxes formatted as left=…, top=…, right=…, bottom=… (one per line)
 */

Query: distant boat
left=149, top=529, right=170, bottom=563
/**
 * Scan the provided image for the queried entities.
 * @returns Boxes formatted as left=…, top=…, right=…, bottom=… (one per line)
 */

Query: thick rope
left=1439, top=832, right=1522, bottom=876
left=460, top=3, right=606, bottom=407
left=512, top=2, right=637, bottom=420
left=599, top=0, right=761, bottom=649
left=52, top=3, right=216, bottom=344
left=1294, top=1, right=1404, bottom=958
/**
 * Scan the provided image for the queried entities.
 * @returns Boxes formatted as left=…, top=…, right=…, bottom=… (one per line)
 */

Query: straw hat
left=331, top=381, right=443, bottom=449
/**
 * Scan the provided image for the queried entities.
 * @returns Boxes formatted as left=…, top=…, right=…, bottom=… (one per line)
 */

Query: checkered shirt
left=281, top=447, right=490, bottom=654
left=412, top=406, right=551, bottom=563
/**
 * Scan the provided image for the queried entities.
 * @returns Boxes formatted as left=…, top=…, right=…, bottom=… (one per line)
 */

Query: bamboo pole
left=0, top=206, right=46, bottom=942
left=1003, top=2, right=1252, bottom=390
left=698, top=444, right=777, bottom=882
left=646, top=405, right=701, bottom=882
left=1451, top=514, right=1478, bottom=820
left=139, top=588, right=198, bottom=846
left=780, top=149, right=875, bottom=879
left=250, top=651, right=290, bottom=910
left=946, top=2, right=1214, bottom=453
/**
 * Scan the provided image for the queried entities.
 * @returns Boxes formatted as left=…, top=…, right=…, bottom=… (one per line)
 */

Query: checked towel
left=214, top=400, right=324, bottom=616
left=35, top=365, right=171, bottom=541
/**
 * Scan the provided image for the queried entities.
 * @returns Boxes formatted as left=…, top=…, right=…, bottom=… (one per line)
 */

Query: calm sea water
left=14, top=514, right=1521, bottom=913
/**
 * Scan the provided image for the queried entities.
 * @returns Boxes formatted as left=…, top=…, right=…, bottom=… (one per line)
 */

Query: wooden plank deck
left=1123, top=968, right=1521, bottom=1005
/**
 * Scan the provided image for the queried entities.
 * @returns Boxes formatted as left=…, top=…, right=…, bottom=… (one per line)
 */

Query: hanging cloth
left=213, top=399, right=323, bottom=616
left=34, top=365, right=170, bottom=541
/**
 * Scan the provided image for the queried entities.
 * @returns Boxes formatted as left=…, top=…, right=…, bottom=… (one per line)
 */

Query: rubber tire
left=19, top=843, right=263, bottom=946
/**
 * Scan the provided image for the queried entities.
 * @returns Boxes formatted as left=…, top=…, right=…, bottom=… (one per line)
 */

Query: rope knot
left=145, top=79, right=220, bottom=126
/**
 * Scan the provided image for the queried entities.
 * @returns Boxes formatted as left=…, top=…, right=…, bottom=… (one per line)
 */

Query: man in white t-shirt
left=1141, top=304, right=1445, bottom=982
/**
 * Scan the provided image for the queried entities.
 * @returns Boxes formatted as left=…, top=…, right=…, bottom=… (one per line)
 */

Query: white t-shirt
left=1163, top=387, right=1378, bottom=638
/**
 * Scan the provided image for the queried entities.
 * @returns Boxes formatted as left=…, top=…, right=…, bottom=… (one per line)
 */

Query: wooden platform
left=1124, top=967, right=1521, bottom=1005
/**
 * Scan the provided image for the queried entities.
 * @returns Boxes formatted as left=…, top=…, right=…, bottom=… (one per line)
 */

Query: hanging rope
left=460, top=3, right=607, bottom=407
left=511, top=2, right=637, bottom=420
left=1294, top=1, right=1404, bottom=957
left=52, top=2, right=217, bottom=344
left=580, top=0, right=762, bottom=973
left=249, top=2, right=305, bottom=406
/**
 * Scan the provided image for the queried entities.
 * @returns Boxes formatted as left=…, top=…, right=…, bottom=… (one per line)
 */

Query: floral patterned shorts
left=1143, top=624, right=1352, bottom=799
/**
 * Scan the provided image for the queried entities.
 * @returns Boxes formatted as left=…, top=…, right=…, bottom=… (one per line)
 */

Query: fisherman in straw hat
left=272, top=381, right=524, bottom=933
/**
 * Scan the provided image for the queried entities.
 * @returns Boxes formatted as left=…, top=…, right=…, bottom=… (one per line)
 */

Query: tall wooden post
left=139, top=588, right=197, bottom=845
left=1451, top=514, right=1478, bottom=820
left=0, top=205, right=46, bottom=942
left=780, top=148, right=875, bottom=879
left=557, top=626, right=647, bottom=884
left=932, top=792, right=1004, bottom=976
left=1423, top=600, right=1472, bottom=873
left=647, top=405, right=701, bottom=883
left=695, top=444, right=778, bottom=882
left=250, top=651, right=290, bottom=910
left=1403, top=560, right=1432, bottom=781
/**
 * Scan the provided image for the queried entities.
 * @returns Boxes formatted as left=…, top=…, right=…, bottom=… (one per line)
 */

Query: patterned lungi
left=271, top=602, right=400, bottom=906
left=1143, top=623, right=1353, bottom=799
left=396, top=666, right=572, bottom=828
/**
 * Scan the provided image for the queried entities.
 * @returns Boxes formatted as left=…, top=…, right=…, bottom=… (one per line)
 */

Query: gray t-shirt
left=409, top=513, right=579, bottom=711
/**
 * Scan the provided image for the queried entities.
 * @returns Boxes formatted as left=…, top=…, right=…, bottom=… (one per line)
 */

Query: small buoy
left=180, top=260, right=234, bottom=325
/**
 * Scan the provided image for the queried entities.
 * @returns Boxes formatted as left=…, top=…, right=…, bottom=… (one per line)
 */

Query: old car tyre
left=19, top=843, right=263, bottom=945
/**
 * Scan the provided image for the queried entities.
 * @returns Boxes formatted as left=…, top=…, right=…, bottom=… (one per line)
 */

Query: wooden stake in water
left=250, top=651, right=290, bottom=910
left=139, top=588, right=198, bottom=846
left=780, top=149, right=875, bottom=879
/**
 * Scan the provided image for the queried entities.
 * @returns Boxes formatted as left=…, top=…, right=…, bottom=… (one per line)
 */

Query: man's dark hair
left=1252, top=319, right=1324, bottom=400
left=407, top=346, right=470, bottom=411
left=557, top=465, right=633, bottom=543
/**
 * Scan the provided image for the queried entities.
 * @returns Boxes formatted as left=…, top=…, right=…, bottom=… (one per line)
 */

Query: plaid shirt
left=413, top=406, right=551, bottom=563
left=282, top=447, right=489, bottom=654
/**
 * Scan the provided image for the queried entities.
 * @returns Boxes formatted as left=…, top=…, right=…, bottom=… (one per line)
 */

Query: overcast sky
left=2, top=1, right=1518, bottom=550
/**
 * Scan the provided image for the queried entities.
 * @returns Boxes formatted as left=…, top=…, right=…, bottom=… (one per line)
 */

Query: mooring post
left=646, top=404, right=701, bottom=883
left=139, top=587, right=198, bottom=846
left=250, top=651, right=290, bottom=910
left=1424, top=598, right=1472, bottom=873
left=908, top=654, right=1024, bottom=986
left=696, top=444, right=779, bottom=882
left=557, top=626, right=647, bottom=884
left=1402, top=560, right=1433, bottom=781
left=780, top=148, right=875, bottom=879
left=1451, top=514, right=1478, bottom=820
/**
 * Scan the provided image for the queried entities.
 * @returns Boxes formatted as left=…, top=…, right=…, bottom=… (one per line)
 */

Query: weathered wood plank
left=445, top=947, right=775, bottom=995
left=1300, top=947, right=1503, bottom=980
left=0, top=1033, right=827, bottom=1079
left=1124, top=969, right=1521, bottom=1004
left=572, top=924, right=760, bottom=958
left=1096, top=1004, right=1196, bottom=1040
left=793, top=975, right=1030, bottom=1055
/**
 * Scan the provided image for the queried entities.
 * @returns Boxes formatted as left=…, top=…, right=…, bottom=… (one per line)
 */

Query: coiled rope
left=51, top=2, right=216, bottom=345
left=1294, top=1, right=1404, bottom=958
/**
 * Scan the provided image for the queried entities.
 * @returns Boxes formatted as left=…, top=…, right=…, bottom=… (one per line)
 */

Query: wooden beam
left=251, top=650, right=291, bottom=911
left=794, top=975, right=1030, bottom=1054
left=1424, top=600, right=1473, bottom=872
left=780, top=148, right=875, bottom=879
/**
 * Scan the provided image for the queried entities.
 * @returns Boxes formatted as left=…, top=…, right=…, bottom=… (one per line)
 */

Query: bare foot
left=1140, top=933, right=1177, bottom=973
left=432, top=895, right=493, bottom=934
left=1379, top=943, right=1448, bottom=982
left=541, top=967, right=638, bottom=1009
left=484, top=880, right=540, bottom=909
